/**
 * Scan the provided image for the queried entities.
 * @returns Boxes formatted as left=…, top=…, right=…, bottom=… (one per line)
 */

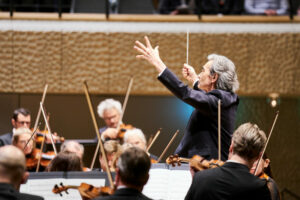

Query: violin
left=35, top=130, right=65, bottom=144
left=26, top=148, right=55, bottom=170
left=52, top=182, right=114, bottom=199
left=117, top=123, right=134, bottom=139
left=166, top=154, right=224, bottom=172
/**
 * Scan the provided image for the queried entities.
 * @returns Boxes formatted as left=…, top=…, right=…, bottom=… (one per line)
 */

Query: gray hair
left=124, top=128, right=147, bottom=147
left=232, top=123, right=267, bottom=161
left=207, top=54, right=239, bottom=92
left=12, top=128, right=32, bottom=144
left=60, top=140, right=84, bottom=156
left=97, top=98, right=122, bottom=118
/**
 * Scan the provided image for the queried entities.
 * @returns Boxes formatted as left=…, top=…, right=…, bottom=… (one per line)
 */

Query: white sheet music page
left=143, top=168, right=192, bottom=200
left=20, top=178, right=105, bottom=200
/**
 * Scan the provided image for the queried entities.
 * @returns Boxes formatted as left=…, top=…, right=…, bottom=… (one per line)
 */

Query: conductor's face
left=197, top=61, right=215, bottom=92
left=103, top=108, right=121, bottom=128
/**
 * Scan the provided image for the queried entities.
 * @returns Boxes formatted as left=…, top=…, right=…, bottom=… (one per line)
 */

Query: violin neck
left=179, top=157, right=190, bottom=163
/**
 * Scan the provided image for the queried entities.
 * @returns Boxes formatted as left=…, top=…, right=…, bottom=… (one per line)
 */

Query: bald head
left=0, top=145, right=26, bottom=188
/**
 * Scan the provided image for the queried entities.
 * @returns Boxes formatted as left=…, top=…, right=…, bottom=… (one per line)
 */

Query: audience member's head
left=11, top=108, right=31, bottom=129
left=46, top=151, right=83, bottom=172
left=0, top=145, right=28, bottom=190
left=115, top=147, right=151, bottom=191
left=60, top=140, right=84, bottom=159
left=97, top=99, right=122, bottom=128
left=12, top=128, right=34, bottom=155
left=229, top=123, right=267, bottom=164
left=99, top=140, right=122, bottom=172
left=123, top=128, right=147, bottom=151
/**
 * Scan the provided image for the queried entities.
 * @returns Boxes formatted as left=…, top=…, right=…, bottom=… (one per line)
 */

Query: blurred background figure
left=46, top=151, right=83, bottom=172
left=244, top=0, right=288, bottom=15
left=98, top=140, right=123, bottom=172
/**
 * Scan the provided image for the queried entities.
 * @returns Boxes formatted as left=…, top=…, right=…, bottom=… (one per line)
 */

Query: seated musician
left=46, top=151, right=83, bottom=172
left=0, top=145, right=44, bottom=200
left=94, top=147, right=152, bottom=200
left=0, top=108, right=31, bottom=147
left=12, top=127, right=34, bottom=156
left=250, top=154, right=280, bottom=200
left=123, top=128, right=158, bottom=161
left=97, top=98, right=131, bottom=141
left=98, top=140, right=123, bottom=172
left=60, top=140, right=84, bottom=160
left=185, top=123, right=271, bottom=200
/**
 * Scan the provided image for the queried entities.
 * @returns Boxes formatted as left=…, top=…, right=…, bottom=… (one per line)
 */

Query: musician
left=46, top=151, right=83, bottom=172
left=60, top=140, right=84, bottom=160
left=123, top=128, right=158, bottom=160
left=250, top=155, right=280, bottom=200
left=0, top=108, right=31, bottom=147
left=12, top=128, right=34, bottom=156
left=94, top=147, right=152, bottom=200
left=0, top=145, right=44, bottom=200
left=185, top=123, right=271, bottom=200
left=98, top=140, right=123, bottom=172
left=97, top=98, right=123, bottom=141
left=134, top=36, right=239, bottom=160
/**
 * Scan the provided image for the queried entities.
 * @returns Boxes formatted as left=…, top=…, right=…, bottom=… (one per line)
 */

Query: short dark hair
left=12, top=108, right=31, bottom=121
left=46, top=152, right=83, bottom=172
left=117, top=147, right=151, bottom=187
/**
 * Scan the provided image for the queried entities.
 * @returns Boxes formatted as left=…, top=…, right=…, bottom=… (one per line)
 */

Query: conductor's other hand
left=134, top=36, right=167, bottom=73
left=182, top=64, right=198, bottom=84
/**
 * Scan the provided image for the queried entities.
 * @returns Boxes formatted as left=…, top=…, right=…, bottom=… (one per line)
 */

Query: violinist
left=123, top=128, right=158, bottom=161
left=0, top=108, right=31, bottom=147
left=0, top=145, right=43, bottom=200
left=97, top=98, right=132, bottom=141
left=94, top=147, right=152, bottom=200
left=185, top=123, right=271, bottom=200
left=250, top=154, right=281, bottom=200
left=98, top=140, right=123, bottom=172
left=46, top=151, right=83, bottom=172
left=134, top=36, right=239, bottom=160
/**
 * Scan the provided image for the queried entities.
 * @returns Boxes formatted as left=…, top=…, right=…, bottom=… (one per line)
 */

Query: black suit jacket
left=185, top=162, right=272, bottom=200
left=158, top=68, right=239, bottom=160
left=93, top=188, right=152, bottom=200
left=0, top=183, right=44, bottom=200
left=0, top=132, right=13, bottom=147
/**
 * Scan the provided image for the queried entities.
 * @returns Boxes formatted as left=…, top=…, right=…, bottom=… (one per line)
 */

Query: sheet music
left=143, top=168, right=192, bottom=200
left=20, top=178, right=105, bottom=200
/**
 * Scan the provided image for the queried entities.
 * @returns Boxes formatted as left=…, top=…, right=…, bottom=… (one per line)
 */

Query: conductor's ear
left=211, top=73, right=218, bottom=84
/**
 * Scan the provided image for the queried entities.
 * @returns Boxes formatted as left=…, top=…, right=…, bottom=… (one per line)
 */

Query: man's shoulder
left=0, top=132, right=13, bottom=146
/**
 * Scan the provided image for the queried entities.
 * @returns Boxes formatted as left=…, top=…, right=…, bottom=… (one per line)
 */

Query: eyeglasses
left=17, top=121, right=31, bottom=125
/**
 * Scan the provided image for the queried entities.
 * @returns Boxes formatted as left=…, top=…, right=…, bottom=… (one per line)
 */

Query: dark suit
left=0, top=132, right=13, bottom=147
left=0, top=183, right=44, bottom=200
left=185, top=162, right=272, bottom=200
left=93, top=188, right=152, bottom=200
left=158, top=68, right=239, bottom=160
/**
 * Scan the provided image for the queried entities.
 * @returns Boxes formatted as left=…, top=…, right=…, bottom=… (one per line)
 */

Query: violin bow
left=116, top=77, right=134, bottom=131
left=24, top=84, right=48, bottom=151
left=146, top=128, right=162, bottom=152
left=36, top=113, right=50, bottom=172
left=254, top=111, right=279, bottom=176
left=186, top=30, right=189, bottom=65
left=40, top=102, right=57, bottom=155
left=83, top=81, right=114, bottom=188
left=33, top=84, right=48, bottom=132
left=157, top=130, right=179, bottom=163
left=218, top=99, right=221, bottom=161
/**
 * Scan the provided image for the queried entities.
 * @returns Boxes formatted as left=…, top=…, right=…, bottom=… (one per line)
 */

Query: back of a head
left=0, top=145, right=26, bottom=185
left=47, top=151, right=83, bottom=172
left=232, top=123, right=267, bottom=161
left=117, top=147, right=151, bottom=187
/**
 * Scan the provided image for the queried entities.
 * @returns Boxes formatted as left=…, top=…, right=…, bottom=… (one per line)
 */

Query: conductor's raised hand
left=134, top=36, right=166, bottom=73
left=182, top=63, right=198, bottom=84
